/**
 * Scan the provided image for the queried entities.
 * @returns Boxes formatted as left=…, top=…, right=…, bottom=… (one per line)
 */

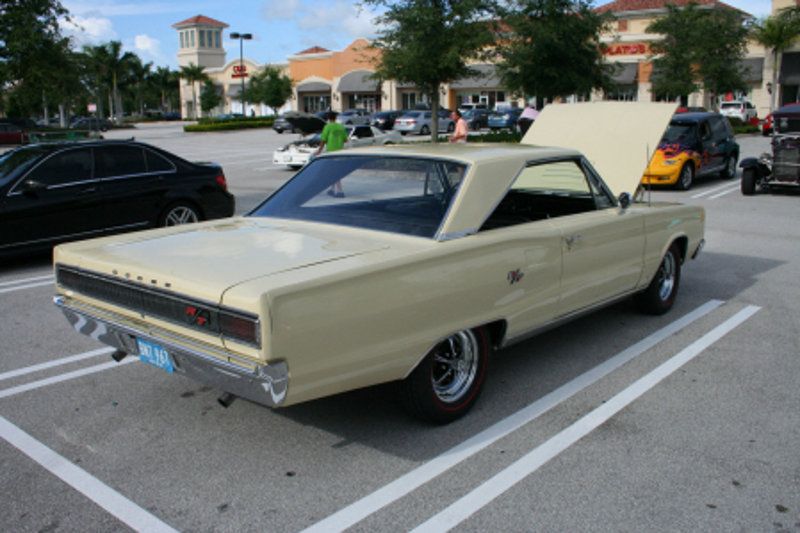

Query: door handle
left=80, top=187, right=97, bottom=193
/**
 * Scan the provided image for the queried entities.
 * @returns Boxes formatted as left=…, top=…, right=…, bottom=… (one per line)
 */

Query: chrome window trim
left=7, top=146, right=95, bottom=197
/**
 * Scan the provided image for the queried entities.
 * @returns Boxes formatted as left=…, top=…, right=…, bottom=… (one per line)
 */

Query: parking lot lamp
left=229, top=32, right=252, bottom=116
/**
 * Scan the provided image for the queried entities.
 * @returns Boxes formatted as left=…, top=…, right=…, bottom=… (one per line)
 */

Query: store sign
left=87, top=103, right=97, bottom=112
left=232, top=65, right=248, bottom=79
left=605, top=43, right=649, bottom=56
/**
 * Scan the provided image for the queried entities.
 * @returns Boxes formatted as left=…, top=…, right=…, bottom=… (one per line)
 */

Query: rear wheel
left=635, top=242, right=682, bottom=315
left=401, top=327, right=490, bottom=424
left=721, top=155, right=738, bottom=179
left=676, top=163, right=694, bottom=190
left=741, top=168, right=757, bottom=195
left=447, top=122, right=455, bottom=133
left=158, top=202, right=201, bottom=227
left=420, top=125, right=430, bottom=136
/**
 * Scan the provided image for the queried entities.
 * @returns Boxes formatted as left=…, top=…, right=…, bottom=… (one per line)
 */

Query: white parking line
left=0, top=358, right=136, bottom=400
left=0, top=280, right=54, bottom=294
left=708, top=186, right=740, bottom=200
left=411, top=305, right=760, bottom=533
left=301, top=299, right=724, bottom=533
left=0, top=416, right=178, bottom=532
left=691, top=182, right=736, bottom=199
left=0, top=347, right=114, bottom=383
left=0, top=274, right=53, bottom=288
left=253, top=165, right=291, bottom=171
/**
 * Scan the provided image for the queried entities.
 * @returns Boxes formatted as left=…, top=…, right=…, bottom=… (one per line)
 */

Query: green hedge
left=184, top=117, right=275, bottom=132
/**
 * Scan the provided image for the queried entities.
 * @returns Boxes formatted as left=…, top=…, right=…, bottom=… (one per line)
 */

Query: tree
left=751, top=12, right=800, bottom=113
left=496, top=0, right=613, bottom=105
left=179, top=63, right=208, bottom=119
left=200, top=80, right=222, bottom=114
left=103, top=41, right=138, bottom=120
left=152, top=66, right=180, bottom=112
left=0, top=0, right=72, bottom=117
left=648, top=3, right=749, bottom=108
left=247, top=66, right=293, bottom=115
left=364, top=0, right=496, bottom=142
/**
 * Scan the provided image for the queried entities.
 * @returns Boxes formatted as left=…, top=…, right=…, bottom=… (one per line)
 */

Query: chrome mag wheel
left=431, top=329, right=480, bottom=404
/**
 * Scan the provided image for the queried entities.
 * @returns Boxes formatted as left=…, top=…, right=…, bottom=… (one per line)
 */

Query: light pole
left=229, top=32, right=252, bottom=116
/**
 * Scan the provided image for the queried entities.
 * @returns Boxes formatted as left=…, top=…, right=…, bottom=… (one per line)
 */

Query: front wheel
left=676, top=163, right=694, bottom=190
left=158, top=202, right=201, bottom=227
left=635, top=242, right=682, bottom=315
left=447, top=122, right=455, bottom=133
left=741, top=168, right=757, bottom=195
left=400, top=327, right=490, bottom=424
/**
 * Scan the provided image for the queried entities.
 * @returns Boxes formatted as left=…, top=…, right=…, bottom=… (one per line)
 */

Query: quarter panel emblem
left=507, top=269, right=524, bottom=285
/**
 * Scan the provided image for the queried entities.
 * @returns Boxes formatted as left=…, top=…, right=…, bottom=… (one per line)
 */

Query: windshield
left=720, top=103, right=741, bottom=109
left=250, top=155, right=468, bottom=238
left=661, top=123, right=697, bottom=144
left=0, top=147, right=45, bottom=187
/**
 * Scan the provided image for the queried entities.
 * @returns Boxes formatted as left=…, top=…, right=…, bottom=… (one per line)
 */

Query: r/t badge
left=507, top=269, right=524, bottom=285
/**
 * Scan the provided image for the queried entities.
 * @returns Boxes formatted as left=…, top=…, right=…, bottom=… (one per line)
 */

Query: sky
left=60, top=0, right=775, bottom=71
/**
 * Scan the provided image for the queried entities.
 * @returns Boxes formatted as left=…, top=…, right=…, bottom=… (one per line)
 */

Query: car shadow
left=0, top=249, right=53, bottom=274
left=263, top=250, right=782, bottom=461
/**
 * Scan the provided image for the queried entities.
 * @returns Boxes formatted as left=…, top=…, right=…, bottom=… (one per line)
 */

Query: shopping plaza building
left=174, top=0, right=800, bottom=119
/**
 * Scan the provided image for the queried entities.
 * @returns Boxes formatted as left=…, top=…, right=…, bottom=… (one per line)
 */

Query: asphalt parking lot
left=1, top=125, right=798, bottom=532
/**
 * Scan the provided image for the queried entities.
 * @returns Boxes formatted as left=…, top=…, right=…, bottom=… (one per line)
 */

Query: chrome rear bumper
left=53, top=296, right=288, bottom=407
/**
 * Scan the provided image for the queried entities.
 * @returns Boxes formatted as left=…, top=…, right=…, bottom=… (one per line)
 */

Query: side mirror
left=618, top=192, right=631, bottom=209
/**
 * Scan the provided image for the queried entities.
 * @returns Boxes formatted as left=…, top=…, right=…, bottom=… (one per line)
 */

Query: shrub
left=184, top=117, right=275, bottom=132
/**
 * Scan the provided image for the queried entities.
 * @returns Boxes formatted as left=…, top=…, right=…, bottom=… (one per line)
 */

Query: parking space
left=2, top=127, right=798, bottom=531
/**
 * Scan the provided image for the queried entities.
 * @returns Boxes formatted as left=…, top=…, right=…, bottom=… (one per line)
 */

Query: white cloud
left=262, top=0, right=301, bottom=20
left=64, top=1, right=184, bottom=17
left=133, top=34, right=168, bottom=64
left=61, top=15, right=117, bottom=47
left=295, top=1, right=380, bottom=40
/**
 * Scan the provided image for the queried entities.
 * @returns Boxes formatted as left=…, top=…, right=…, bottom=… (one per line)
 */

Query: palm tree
left=152, top=66, right=179, bottom=112
left=105, top=41, right=137, bottom=121
left=752, top=14, right=800, bottom=113
left=179, top=63, right=209, bottom=119
left=126, top=57, right=153, bottom=116
left=80, top=44, right=111, bottom=118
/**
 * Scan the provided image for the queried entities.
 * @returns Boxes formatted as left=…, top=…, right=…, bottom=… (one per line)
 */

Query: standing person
left=449, top=109, right=468, bottom=143
left=315, top=111, right=348, bottom=197
left=517, top=104, right=540, bottom=135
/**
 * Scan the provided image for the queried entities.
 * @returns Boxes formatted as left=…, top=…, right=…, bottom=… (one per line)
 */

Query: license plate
left=137, top=338, right=174, bottom=373
left=283, top=155, right=293, bottom=162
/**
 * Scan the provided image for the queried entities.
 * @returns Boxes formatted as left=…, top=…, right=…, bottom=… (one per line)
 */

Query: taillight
left=215, top=172, right=227, bottom=191
left=219, top=312, right=259, bottom=345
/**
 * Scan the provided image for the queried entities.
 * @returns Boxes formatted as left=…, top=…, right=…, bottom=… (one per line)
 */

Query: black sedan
left=0, top=140, right=234, bottom=256
left=370, top=110, right=402, bottom=131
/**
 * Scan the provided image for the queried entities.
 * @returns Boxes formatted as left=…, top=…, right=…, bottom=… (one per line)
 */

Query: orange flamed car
left=642, top=112, right=739, bottom=190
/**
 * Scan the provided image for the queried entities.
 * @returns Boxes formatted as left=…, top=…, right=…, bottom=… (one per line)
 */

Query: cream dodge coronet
left=53, top=103, right=704, bottom=423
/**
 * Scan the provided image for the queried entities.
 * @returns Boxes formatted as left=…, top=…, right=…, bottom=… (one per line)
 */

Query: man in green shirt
left=315, top=111, right=348, bottom=197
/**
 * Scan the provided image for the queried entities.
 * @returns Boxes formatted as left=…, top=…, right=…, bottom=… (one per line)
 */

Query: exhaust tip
left=110, top=350, right=128, bottom=362
left=218, top=392, right=237, bottom=408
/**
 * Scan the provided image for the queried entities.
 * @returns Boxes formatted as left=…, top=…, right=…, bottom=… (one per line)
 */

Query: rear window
left=720, top=103, right=741, bottom=109
left=250, top=155, right=468, bottom=238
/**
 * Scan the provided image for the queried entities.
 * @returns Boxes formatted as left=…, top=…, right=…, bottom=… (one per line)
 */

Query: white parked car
left=273, top=125, right=402, bottom=169
left=719, top=101, right=757, bottom=123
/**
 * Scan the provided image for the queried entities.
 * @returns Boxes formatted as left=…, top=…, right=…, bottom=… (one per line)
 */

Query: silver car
left=393, top=111, right=454, bottom=136
left=336, top=109, right=371, bottom=126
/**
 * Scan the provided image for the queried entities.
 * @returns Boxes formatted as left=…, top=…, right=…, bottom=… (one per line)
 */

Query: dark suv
left=741, top=103, right=800, bottom=195
left=642, top=112, right=739, bottom=190
left=0, top=140, right=234, bottom=255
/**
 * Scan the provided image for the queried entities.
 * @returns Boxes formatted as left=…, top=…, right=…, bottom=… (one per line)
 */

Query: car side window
left=95, top=145, right=147, bottom=178
left=710, top=116, right=729, bottom=141
left=699, top=122, right=712, bottom=141
left=354, top=126, right=373, bottom=138
left=481, top=160, right=598, bottom=231
left=145, top=149, right=175, bottom=172
left=26, top=148, right=93, bottom=187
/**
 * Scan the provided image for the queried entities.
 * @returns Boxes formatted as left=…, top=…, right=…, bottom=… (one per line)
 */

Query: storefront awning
left=780, top=52, right=800, bottom=85
left=450, top=64, right=501, bottom=89
left=741, top=57, right=764, bottom=84
left=297, top=81, right=332, bottom=93
left=337, top=70, right=378, bottom=92
left=612, top=63, right=638, bottom=84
